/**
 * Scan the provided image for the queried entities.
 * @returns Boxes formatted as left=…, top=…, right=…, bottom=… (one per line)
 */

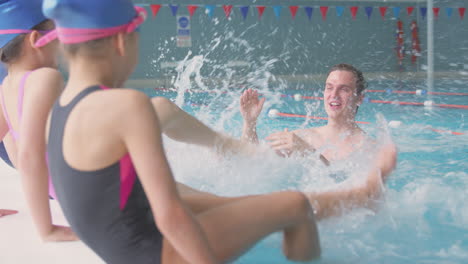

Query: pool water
left=139, top=77, right=467, bottom=263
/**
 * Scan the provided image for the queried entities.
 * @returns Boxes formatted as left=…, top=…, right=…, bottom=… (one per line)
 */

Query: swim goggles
left=0, top=29, right=56, bottom=48
left=35, top=6, right=147, bottom=47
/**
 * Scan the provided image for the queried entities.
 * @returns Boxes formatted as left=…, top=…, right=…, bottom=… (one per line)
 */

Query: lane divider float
left=268, top=109, right=465, bottom=136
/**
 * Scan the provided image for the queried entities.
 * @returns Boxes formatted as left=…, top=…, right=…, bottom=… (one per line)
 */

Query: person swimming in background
left=0, top=0, right=76, bottom=239
left=240, top=63, right=397, bottom=218
left=0, top=63, right=17, bottom=218
left=43, top=0, right=320, bottom=263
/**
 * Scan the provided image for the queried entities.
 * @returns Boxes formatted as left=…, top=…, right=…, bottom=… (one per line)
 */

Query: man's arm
left=240, top=89, right=265, bottom=144
left=266, top=129, right=330, bottom=165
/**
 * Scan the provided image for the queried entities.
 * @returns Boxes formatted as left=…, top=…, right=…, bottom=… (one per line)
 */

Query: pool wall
left=129, top=0, right=468, bottom=87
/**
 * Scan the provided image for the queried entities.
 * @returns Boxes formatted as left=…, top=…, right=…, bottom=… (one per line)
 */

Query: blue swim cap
left=40, top=0, right=146, bottom=45
left=43, top=0, right=138, bottom=29
left=0, top=0, right=48, bottom=48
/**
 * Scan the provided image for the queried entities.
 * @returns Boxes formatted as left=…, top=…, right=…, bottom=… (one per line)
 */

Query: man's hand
left=240, top=88, right=265, bottom=125
left=266, top=128, right=314, bottom=157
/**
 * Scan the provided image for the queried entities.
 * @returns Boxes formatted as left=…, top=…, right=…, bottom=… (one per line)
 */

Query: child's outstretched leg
left=151, top=97, right=252, bottom=155
left=162, top=191, right=320, bottom=263
left=177, top=183, right=253, bottom=214
left=151, top=97, right=218, bottom=148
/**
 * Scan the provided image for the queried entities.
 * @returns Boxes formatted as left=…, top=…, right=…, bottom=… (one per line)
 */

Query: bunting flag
left=420, top=7, right=427, bottom=19
left=365, top=7, right=373, bottom=20
left=320, top=6, right=328, bottom=21
left=256, top=6, right=266, bottom=19
left=169, top=4, right=179, bottom=16
left=240, top=6, right=249, bottom=20
left=304, top=7, right=313, bottom=21
left=350, top=7, right=358, bottom=20
left=146, top=4, right=466, bottom=22
left=446, top=7, right=453, bottom=18
left=289, top=6, right=299, bottom=19
left=393, top=7, right=401, bottom=18
left=379, top=6, right=388, bottom=19
left=205, top=5, right=215, bottom=18
left=460, top=7, right=466, bottom=19
left=150, top=4, right=161, bottom=17
left=223, top=5, right=232, bottom=18
left=273, top=6, right=282, bottom=18
left=336, top=6, right=345, bottom=17
left=433, top=7, right=440, bottom=19
left=187, top=5, right=198, bottom=17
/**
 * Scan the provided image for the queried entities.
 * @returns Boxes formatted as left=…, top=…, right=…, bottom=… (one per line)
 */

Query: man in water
left=240, top=63, right=397, bottom=218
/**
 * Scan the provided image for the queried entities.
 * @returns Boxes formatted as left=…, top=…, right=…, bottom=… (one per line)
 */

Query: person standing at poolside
left=240, top=63, right=397, bottom=219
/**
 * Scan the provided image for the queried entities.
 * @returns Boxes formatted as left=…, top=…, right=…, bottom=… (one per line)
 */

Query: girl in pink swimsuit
left=0, top=0, right=76, bottom=241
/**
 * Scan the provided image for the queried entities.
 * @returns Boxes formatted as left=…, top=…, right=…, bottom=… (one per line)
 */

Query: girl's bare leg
left=151, top=97, right=220, bottom=148
left=177, top=183, right=252, bottom=214
left=151, top=97, right=252, bottom=155
left=307, top=168, right=384, bottom=220
left=162, top=191, right=320, bottom=263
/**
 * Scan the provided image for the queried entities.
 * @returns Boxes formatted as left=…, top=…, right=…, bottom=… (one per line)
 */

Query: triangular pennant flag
left=289, top=6, right=299, bottom=19
left=420, top=7, right=427, bottom=19
left=304, top=7, right=313, bottom=21
left=336, top=6, right=344, bottom=17
left=459, top=7, right=466, bottom=19
left=350, top=7, right=358, bottom=20
left=365, top=7, right=373, bottom=20
left=446, top=7, right=453, bottom=18
left=379, top=7, right=388, bottom=19
left=433, top=7, right=440, bottom=19
left=240, top=6, right=249, bottom=20
left=320, top=6, right=329, bottom=21
left=273, top=6, right=282, bottom=18
left=256, top=6, right=266, bottom=19
left=205, top=5, right=215, bottom=18
left=187, top=5, right=198, bottom=17
left=150, top=4, right=161, bottom=18
left=407, top=6, right=414, bottom=16
left=393, top=7, right=401, bottom=18
left=223, top=5, right=233, bottom=18
left=170, top=4, right=179, bottom=16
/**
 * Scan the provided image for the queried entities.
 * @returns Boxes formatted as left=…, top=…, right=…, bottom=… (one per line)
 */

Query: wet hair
left=0, top=19, right=52, bottom=64
left=327, top=63, right=368, bottom=96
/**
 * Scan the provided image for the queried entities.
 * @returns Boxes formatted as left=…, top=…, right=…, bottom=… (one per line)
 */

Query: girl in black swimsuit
left=44, top=0, right=320, bottom=263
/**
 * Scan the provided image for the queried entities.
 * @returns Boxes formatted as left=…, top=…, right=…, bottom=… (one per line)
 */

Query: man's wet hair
left=327, top=63, right=368, bottom=96
left=0, top=20, right=51, bottom=64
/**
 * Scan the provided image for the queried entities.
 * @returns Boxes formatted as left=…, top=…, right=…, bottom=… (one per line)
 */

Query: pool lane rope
left=151, top=88, right=465, bottom=136
left=269, top=110, right=465, bottom=136
left=153, top=88, right=468, bottom=110
left=367, top=89, right=468, bottom=96
left=283, top=94, right=468, bottom=110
